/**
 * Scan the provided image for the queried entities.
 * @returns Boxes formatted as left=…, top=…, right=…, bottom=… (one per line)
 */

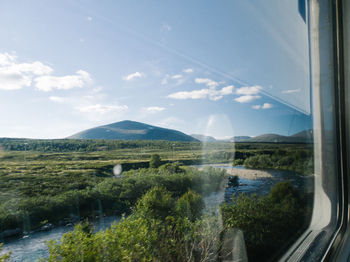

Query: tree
left=159, top=162, right=184, bottom=174
left=136, top=186, right=174, bottom=220
left=175, top=190, right=204, bottom=222
left=243, top=154, right=272, bottom=169
left=233, top=158, right=244, bottom=166
left=150, top=154, right=161, bottom=168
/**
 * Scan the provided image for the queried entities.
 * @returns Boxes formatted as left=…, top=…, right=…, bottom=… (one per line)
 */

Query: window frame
left=281, top=0, right=349, bottom=261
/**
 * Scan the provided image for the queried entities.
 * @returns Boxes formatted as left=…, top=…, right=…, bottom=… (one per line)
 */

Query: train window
left=0, top=0, right=346, bottom=261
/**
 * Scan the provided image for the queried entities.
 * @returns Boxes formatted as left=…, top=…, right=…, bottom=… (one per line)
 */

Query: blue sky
left=0, top=0, right=312, bottom=139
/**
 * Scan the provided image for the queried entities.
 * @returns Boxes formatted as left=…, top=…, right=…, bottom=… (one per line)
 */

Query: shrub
left=221, top=181, right=306, bottom=261
left=149, top=154, right=161, bottom=168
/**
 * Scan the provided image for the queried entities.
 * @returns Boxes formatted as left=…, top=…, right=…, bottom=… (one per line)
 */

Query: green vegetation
left=149, top=153, right=161, bottom=168
left=0, top=139, right=313, bottom=261
left=221, top=181, right=310, bottom=261
left=0, top=138, right=313, bottom=173
left=44, top=187, right=222, bottom=262
left=233, top=143, right=314, bottom=174
left=0, top=138, right=230, bottom=154
left=0, top=163, right=227, bottom=234
left=233, top=158, right=244, bottom=166
left=43, top=182, right=310, bottom=262
left=0, top=243, right=10, bottom=262
left=0, top=139, right=234, bottom=234
left=0, top=140, right=313, bottom=234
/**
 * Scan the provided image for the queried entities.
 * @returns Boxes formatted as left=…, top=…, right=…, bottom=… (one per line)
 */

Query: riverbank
left=195, top=164, right=273, bottom=180
left=225, top=167, right=273, bottom=180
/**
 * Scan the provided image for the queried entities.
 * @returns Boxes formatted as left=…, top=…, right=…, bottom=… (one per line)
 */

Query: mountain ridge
left=68, top=120, right=313, bottom=143
left=190, top=134, right=217, bottom=142
left=240, top=129, right=313, bottom=143
left=68, top=120, right=199, bottom=142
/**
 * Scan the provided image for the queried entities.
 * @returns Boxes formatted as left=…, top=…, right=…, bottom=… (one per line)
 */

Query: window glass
left=0, top=1, right=317, bottom=261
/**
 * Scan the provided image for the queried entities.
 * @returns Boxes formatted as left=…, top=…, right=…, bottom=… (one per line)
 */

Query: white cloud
left=282, top=88, right=301, bottom=94
left=234, top=95, right=261, bottom=103
left=234, top=85, right=264, bottom=103
left=195, top=78, right=219, bottom=88
left=171, top=74, right=182, bottom=79
left=236, top=85, right=262, bottom=95
left=86, top=16, right=92, bottom=21
left=49, top=96, right=66, bottom=103
left=252, top=103, right=273, bottom=109
left=220, top=85, right=234, bottom=95
left=183, top=68, right=194, bottom=74
left=35, top=70, right=92, bottom=92
left=168, top=85, right=234, bottom=101
left=0, top=52, right=53, bottom=90
left=0, top=71, right=32, bottom=90
left=9, top=61, right=52, bottom=75
left=142, top=106, right=165, bottom=113
left=76, top=104, right=128, bottom=114
left=169, top=89, right=209, bottom=100
left=162, top=74, right=184, bottom=86
left=0, top=53, right=52, bottom=75
left=262, top=103, right=273, bottom=109
left=123, top=72, right=144, bottom=81
left=0, top=52, right=93, bottom=92
left=0, top=53, right=15, bottom=66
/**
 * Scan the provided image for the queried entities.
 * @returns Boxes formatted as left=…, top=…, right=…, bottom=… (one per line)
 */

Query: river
left=196, top=164, right=313, bottom=200
left=1, top=216, right=120, bottom=262
left=1, top=165, right=312, bottom=261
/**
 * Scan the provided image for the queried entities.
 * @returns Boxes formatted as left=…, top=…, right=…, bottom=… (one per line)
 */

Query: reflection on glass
left=0, top=1, right=313, bottom=261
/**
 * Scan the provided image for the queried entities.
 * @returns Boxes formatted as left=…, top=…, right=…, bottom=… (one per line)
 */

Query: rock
left=40, top=223, right=54, bottom=231
left=0, top=228, right=22, bottom=238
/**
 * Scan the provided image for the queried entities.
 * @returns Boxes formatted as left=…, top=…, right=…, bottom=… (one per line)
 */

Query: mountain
left=191, top=134, right=216, bottom=142
left=190, top=135, right=252, bottom=143
left=232, top=136, right=251, bottom=142
left=68, top=120, right=199, bottom=142
left=215, top=136, right=251, bottom=142
left=290, top=129, right=313, bottom=139
left=244, top=129, right=313, bottom=143
left=247, top=134, right=288, bottom=143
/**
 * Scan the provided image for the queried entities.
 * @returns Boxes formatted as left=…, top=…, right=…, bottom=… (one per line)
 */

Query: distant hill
left=215, top=136, right=251, bottom=142
left=189, top=131, right=313, bottom=143
left=68, top=120, right=199, bottom=142
left=246, top=134, right=286, bottom=143
left=244, top=130, right=313, bottom=143
left=190, top=135, right=253, bottom=143
left=191, top=134, right=216, bottom=142
left=232, top=136, right=251, bottom=142
left=290, top=129, right=313, bottom=139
